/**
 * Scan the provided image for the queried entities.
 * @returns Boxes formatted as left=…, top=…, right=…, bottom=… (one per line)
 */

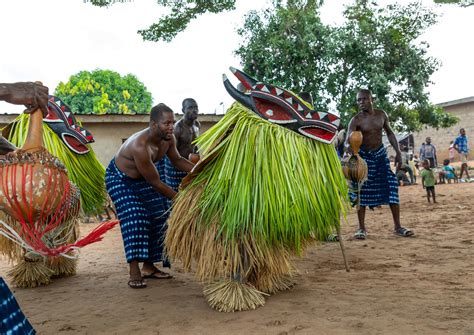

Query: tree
left=84, top=0, right=236, bottom=42
left=236, top=0, right=458, bottom=132
left=54, top=69, right=152, bottom=114
left=433, top=0, right=474, bottom=7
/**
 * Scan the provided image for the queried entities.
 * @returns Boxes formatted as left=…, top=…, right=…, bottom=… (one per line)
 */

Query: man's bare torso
left=115, top=128, right=171, bottom=178
left=175, top=119, right=200, bottom=159
left=351, top=109, right=387, bottom=150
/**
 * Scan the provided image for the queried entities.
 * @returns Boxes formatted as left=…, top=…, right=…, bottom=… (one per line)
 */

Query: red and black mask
left=43, top=96, right=95, bottom=154
left=223, top=67, right=339, bottom=144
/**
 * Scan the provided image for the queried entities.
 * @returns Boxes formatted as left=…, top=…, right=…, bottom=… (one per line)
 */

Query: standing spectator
left=399, top=144, right=415, bottom=184
left=420, top=137, right=437, bottom=168
left=421, top=159, right=437, bottom=203
left=448, top=141, right=455, bottom=163
left=453, top=128, right=471, bottom=182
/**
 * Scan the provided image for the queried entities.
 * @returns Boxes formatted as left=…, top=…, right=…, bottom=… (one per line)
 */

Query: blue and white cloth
left=0, top=277, right=35, bottom=335
left=164, top=156, right=187, bottom=192
left=351, top=145, right=399, bottom=209
left=105, top=159, right=171, bottom=264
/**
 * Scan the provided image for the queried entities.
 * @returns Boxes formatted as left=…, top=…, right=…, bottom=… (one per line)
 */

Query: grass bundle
left=8, top=253, right=53, bottom=288
left=0, top=214, right=23, bottom=262
left=4, top=114, right=106, bottom=215
left=203, top=280, right=267, bottom=313
left=166, top=103, right=349, bottom=311
left=47, top=253, right=78, bottom=277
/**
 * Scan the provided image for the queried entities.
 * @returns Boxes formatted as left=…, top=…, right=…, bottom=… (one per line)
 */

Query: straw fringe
left=165, top=103, right=349, bottom=311
left=0, top=214, right=23, bottom=262
left=203, top=280, right=267, bottom=312
left=8, top=254, right=53, bottom=288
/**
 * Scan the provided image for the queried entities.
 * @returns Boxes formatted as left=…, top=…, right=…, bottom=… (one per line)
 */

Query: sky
left=0, top=0, right=473, bottom=116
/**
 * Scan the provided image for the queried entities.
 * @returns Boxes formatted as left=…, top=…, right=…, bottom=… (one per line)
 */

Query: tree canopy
left=236, top=0, right=458, bottom=132
left=85, top=0, right=236, bottom=42
left=54, top=69, right=152, bottom=114
left=433, top=0, right=474, bottom=7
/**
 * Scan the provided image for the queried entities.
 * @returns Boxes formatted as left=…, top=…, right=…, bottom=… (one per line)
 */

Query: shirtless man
left=165, top=98, right=200, bottom=191
left=105, top=103, right=194, bottom=288
left=0, top=82, right=49, bottom=154
left=346, top=89, right=414, bottom=239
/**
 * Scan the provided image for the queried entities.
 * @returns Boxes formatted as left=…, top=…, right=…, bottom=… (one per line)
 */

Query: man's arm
left=0, top=82, right=49, bottom=116
left=133, top=142, right=177, bottom=199
left=166, top=135, right=194, bottom=172
left=382, top=111, right=402, bottom=169
left=344, top=116, right=358, bottom=155
left=453, top=137, right=460, bottom=153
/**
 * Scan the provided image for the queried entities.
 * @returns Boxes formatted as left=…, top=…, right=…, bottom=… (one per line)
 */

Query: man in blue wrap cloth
left=346, top=89, right=414, bottom=240
left=105, top=103, right=194, bottom=289
left=165, top=98, right=200, bottom=191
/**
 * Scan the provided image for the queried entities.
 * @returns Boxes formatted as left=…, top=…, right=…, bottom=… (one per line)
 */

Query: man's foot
left=142, top=269, right=173, bottom=280
left=394, top=227, right=414, bottom=237
left=354, top=229, right=367, bottom=240
left=128, top=279, right=147, bottom=289
left=325, top=233, right=340, bottom=242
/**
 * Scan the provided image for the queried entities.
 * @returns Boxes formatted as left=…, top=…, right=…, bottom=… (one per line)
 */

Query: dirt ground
left=1, top=183, right=473, bottom=335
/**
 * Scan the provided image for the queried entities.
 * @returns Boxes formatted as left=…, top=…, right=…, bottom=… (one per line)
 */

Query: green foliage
left=85, top=0, right=236, bottom=42
left=433, top=0, right=474, bottom=7
left=236, top=0, right=459, bottom=132
left=54, top=69, right=152, bottom=114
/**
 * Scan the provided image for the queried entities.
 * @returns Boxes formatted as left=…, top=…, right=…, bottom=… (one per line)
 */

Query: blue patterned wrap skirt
left=164, top=156, right=187, bottom=192
left=351, top=145, right=399, bottom=209
left=0, top=277, right=35, bottom=335
left=105, top=159, right=171, bottom=264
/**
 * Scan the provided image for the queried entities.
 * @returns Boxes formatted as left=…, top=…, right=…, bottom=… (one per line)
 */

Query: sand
left=1, top=183, right=473, bottom=335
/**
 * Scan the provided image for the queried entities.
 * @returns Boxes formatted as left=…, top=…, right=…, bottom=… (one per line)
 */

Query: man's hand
left=344, top=145, right=354, bottom=157
left=1, top=82, right=49, bottom=117
left=395, top=152, right=403, bottom=170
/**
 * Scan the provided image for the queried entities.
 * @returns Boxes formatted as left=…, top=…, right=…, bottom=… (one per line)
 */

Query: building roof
left=437, top=96, right=474, bottom=108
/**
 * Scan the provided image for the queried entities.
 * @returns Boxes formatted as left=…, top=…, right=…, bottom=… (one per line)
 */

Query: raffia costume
left=165, top=68, right=349, bottom=312
left=0, top=96, right=115, bottom=289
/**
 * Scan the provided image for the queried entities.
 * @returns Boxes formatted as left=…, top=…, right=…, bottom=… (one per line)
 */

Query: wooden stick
left=337, top=226, right=350, bottom=272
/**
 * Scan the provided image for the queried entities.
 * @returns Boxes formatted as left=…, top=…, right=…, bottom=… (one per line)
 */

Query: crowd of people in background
left=391, top=128, right=472, bottom=190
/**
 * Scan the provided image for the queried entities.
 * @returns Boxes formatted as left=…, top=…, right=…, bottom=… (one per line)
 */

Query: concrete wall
left=413, top=99, right=474, bottom=162
left=0, top=113, right=223, bottom=168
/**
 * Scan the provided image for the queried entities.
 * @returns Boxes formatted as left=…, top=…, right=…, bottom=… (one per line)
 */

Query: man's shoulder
left=374, top=108, right=388, bottom=117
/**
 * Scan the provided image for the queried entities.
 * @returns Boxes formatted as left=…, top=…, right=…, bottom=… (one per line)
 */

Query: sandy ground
left=1, top=183, right=473, bottom=335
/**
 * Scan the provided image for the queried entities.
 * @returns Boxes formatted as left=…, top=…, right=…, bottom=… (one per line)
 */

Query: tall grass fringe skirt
left=164, top=156, right=187, bottom=192
left=105, top=159, right=171, bottom=264
left=0, top=277, right=35, bottom=335
left=351, top=145, right=399, bottom=209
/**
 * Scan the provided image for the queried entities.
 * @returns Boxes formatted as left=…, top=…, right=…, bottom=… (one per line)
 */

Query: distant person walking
left=419, top=137, right=437, bottom=168
left=453, top=128, right=471, bottom=181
